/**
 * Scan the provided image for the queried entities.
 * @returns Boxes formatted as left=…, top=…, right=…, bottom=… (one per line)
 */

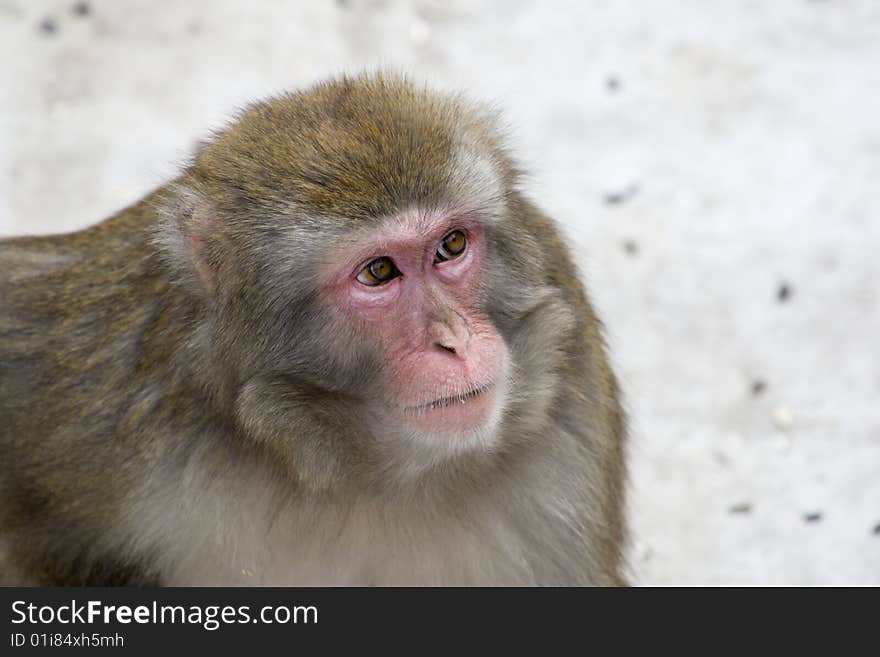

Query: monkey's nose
left=428, top=316, right=470, bottom=357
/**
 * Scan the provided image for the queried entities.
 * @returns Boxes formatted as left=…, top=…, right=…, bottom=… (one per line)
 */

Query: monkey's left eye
left=434, top=230, right=467, bottom=263
left=356, top=257, right=400, bottom=286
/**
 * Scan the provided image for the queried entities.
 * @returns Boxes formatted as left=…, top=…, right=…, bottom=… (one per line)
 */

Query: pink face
left=324, top=210, right=508, bottom=433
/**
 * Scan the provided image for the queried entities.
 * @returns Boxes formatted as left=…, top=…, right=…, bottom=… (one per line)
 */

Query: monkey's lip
left=405, top=382, right=493, bottom=413
left=402, top=382, right=496, bottom=429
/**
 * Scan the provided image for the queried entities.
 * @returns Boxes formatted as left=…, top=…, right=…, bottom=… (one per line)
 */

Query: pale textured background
left=1, top=0, right=878, bottom=585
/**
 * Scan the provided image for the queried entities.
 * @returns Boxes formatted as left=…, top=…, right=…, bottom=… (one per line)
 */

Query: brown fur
left=0, top=74, right=627, bottom=585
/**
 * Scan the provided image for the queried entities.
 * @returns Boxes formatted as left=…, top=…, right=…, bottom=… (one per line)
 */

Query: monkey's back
left=0, top=198, right=175, bottom=584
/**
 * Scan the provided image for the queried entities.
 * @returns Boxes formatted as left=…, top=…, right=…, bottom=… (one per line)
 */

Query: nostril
left=427, top=318, right=467, bottom=357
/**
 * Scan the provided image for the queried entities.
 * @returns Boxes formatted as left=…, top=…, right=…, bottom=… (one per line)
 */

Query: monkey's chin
left=369, top=380, right=509, bottom=482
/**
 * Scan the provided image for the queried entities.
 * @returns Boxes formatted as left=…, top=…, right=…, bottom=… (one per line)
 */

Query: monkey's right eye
left=356, top=257, right=400, bottom=286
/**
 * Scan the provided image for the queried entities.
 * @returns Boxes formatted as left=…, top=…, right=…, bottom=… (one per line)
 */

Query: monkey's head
left=159, top=74, right=575, bottom=486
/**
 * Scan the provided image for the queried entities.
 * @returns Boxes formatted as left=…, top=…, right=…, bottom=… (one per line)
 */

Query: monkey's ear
left=154, top=185, right=220, bottom=296
left=181, top=206, right=217, bottom=295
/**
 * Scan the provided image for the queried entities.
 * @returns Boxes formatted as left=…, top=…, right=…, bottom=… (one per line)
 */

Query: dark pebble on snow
left=777, top=282, right=793, bottom=302
left=38, top=17, right=58, bottom=35
left=603, top=184, right=639, bottom=206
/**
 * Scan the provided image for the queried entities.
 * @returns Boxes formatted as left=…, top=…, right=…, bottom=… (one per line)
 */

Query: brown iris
left=356, top=257, right=400, bottom=286
left=435, top=230, right=467, bottom=262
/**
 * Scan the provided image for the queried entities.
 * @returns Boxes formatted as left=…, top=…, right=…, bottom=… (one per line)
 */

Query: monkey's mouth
left=404, top=383, right=492, bottom=415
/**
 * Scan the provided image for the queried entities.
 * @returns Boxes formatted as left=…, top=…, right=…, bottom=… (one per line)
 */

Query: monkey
left=0, top=73, right=628, bottom=586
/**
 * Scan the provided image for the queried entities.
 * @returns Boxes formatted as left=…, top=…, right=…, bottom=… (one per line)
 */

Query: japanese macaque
left=0, top=74, right=627, bottom=586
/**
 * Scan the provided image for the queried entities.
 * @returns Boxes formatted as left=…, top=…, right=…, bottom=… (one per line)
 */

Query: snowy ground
left=1, top=0, right=878, bottom=585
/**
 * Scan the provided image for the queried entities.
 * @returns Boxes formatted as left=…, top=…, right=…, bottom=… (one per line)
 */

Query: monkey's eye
left=356, top=257, right=400, bottom=286
left=434, top=230, right=467, bottom=263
